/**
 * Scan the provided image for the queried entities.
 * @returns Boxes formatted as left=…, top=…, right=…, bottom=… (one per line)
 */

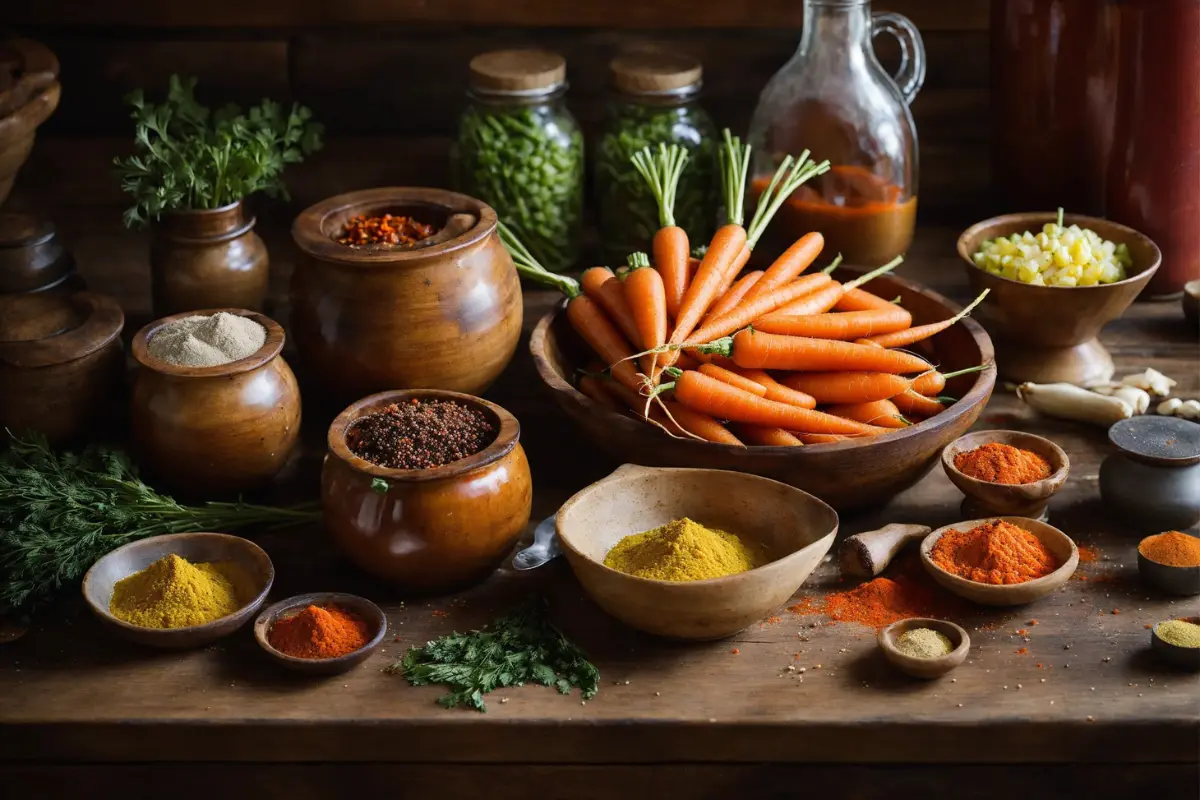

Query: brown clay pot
left=322, top=389, right=532, bottom=593
left=150, top=200, right=269, bottom=318
left=290, top=187, right=522, bottom=403
left=0, top=80, right=60, bottom=206
left=130, top=309, right=301, bottom=497
left=0, top=211, right=79, bottom=295
left=0, top=290, right=124, bottom=443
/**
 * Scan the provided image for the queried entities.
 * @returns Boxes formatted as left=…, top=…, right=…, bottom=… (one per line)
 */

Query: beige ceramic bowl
left=556, top=464, right=838, bottom=640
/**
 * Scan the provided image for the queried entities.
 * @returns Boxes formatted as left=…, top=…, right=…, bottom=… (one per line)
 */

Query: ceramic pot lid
left=0, top=38, right=59, bottom=118
left=0, top=291, right=124, bottom=368
left=1108, top=415, right=1200, bottom=467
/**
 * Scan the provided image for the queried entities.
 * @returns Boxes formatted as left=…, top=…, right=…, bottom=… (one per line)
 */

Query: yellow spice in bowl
left=603, top=517, right=763, bottom=582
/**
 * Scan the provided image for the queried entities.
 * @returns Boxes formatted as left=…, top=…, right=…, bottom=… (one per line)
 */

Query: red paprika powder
left=789, top=558, right=969, bottom=629
left=268, top=604, right=370, bottom=659
left=931, top=519, right=1060, bottom=585
left=954, top=442, right=1052, bottom=485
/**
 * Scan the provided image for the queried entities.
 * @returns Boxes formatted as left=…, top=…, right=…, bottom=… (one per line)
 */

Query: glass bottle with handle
left=747, top=0, right=925, bottom=266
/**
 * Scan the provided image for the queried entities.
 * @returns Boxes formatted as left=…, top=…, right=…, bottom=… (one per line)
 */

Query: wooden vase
left=150, top=200, right=269, bottom=318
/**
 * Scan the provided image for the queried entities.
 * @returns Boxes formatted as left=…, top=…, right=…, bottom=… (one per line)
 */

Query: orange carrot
left=655, top=228, right=690, bottom=321
left=835, top=286, right=897, bottom=312
left=632, top=145, right=693, bottom=324
left=796, top=432, right=854, bottom=444
left=623, top=253, right=668, bottom=375
left=565, top=296, right=644, bottom=394
left=859, top=290, right=990, bottom=349
left=697, top=363, right=768, bottom=397
left=675, top=351, right=701, bottom=370
left=753, top=306, right=913, bottom=339
left=670, top=223, right=749, bottom=352
left=763, top=282, right=845, bottom=317
left=706, top=270, right=764, bottom=321
left=708, top=329, right=931, bottom=374
left=780, top=372, right=910, bottom=404
left=577, top=373, right=622, bottom=411
left=892, top=388, right=947, bottom=417
left=664, top=369, right=885, bottom=435
left=732, top=424, right=803, bottom=446
left=739, top=231, right=824, bottom=305
left=730, top=367, right=817, bottom=409
left=684, top=273, right=833, bottom=345
left=581, top=266, right=642, bottom=348
left=911, top=364, right=989, bottom=396
left=662, top=400, right=743, bottom=445
left=825, top=399, right=909, bottom=429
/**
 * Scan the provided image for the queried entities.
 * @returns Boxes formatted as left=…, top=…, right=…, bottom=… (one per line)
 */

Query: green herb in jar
left=454, top=50, right=583, bottom=273
left=596, top=52, right=717, bottom=261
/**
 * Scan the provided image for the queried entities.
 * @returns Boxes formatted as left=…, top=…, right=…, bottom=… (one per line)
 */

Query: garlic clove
left=1157, top=398, right=1183, bottom=416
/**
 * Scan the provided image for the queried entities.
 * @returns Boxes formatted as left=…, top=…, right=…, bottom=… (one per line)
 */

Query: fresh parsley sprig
left=113, top=74, right=323, bottom=228
left=389, top=599, right=600, bottom=712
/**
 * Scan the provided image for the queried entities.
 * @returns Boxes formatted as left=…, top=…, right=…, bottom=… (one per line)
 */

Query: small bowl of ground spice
left=323, top=389, right=532, bottom=593
left=82, top=532, right=274, bottom=649
left=254, top=592, right=387, bottom=675
left=920, top=516, right=1078, bottom=606
left=1137, top=531, right=1200, bottom=597
left=942, top=430, right=1069, bottom=521
left=878, top=617, right=970, bottom=679
left=1150, top=616, right=1200, bottom=671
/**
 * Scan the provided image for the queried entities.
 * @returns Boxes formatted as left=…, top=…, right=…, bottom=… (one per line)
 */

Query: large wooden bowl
left=530, top=269, right=996, bottom=511
left=957, top=212, right=1161, bottom=384
left=556, top=464, right=838, bottom=640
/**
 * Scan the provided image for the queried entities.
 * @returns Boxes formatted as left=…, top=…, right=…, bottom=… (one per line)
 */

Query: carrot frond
left=820, top=253, right=845, bottom=275
left=631, top=143, right=689, bottom=229
left=744, top=149, right=832, bottom=249
left=843, top=255, right=904, bottom=291
left=497, top=220, right=581, bottom=298
left=717, top=129, right=752, bottom=227
left=691, top=244, right=708, bottom=259
left=626, top=251, right=650, bottom=270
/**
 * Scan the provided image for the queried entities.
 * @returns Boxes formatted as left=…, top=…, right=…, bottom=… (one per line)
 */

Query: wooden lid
left=0, top=291, right=124, bottom=368
left=611, top=51, right=702, bottom=95
left=469, top=49, right=566, bottom=94
left=0, top=211, right=54, bottom=249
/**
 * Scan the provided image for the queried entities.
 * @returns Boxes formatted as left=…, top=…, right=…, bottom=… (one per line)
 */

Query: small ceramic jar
left=151, top=200, right=269, bottom=317
left=0, top=290, right=124, bottom=443
left=0, top=211, right=83, bottom=295
left=1099, top=416, right=1200, bottom=532
left=322, top=389, right=532, bottom=593
left=130, top=309, right=301, bottom=497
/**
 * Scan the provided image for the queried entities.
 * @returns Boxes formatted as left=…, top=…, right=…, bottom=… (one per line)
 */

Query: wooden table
left=2, top=225, right=1198, bottom=799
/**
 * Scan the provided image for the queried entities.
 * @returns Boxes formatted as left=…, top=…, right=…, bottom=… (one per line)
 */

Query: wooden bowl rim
left=291, top=186, right=499, bottom=266
left=555, top=464, right=840, bottom=589
left=253, top=592, right=388, bottom=665
left=941, top=429, right=1070, bottom=496
left=919, top=516, right=1079, bottom=595
left=531, top=268, right=996, bottom=454
left=956, top=211, right=1163, bottom=292
left=878, top=617, right=971, bottom=670
left=131, top=308, right=285, bottom=378
left=327, top=388, right=520, bottom=482
left=81, top=532, right=275, bottom=635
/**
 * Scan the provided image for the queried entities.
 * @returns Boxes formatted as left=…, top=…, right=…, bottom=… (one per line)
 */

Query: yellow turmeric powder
left=603, top=518, right=762, bottom=581
left=109, top=553, right=251, bottom=629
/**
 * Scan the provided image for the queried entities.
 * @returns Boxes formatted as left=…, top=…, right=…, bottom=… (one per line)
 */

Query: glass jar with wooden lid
left=595, top=50, right=717, bottom=263
left=454, top=49, right=583, bottom=273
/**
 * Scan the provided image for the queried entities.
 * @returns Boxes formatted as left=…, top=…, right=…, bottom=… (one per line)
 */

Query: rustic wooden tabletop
left=2, top=224, right=1197, bottom=798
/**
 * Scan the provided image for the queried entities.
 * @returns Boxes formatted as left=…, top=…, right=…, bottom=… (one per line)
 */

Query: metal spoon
left=512, top=515, right=561, bottom=570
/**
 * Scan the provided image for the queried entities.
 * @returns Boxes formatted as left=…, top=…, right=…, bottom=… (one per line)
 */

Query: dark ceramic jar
left=1099, top=416, right=1200, bottom=532
left=323, top=389, right=533, bottom=593
left=151, top=200, right=269, bottom=317
left=0, top=211, right=82, bottom=295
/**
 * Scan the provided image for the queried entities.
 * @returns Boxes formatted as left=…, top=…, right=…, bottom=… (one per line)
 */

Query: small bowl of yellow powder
left=878, top=618, right=970, bottom=679
left=1150, top=616, right=1200, bottom=672
left=82, top=532, right=274, bottom=648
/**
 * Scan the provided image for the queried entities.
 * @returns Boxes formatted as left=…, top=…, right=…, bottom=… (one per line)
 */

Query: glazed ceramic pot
left=1099, top=416, right=1200, bottom=532
left=0, top=290, right=124, bottom=443
left=0, top=211, right=81, bottom=295
left=322, top=389, right=532, bottom=593
left=150, top=200, right=269, bottom=317
left=130, top=309, right=301, bottom=497
left=290, top=187, right=522, bottom=403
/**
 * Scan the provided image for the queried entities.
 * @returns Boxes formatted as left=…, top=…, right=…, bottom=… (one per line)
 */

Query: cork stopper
left=611, top=51, right=703, bottom=95
left=469, top=49, right=566, bottom=94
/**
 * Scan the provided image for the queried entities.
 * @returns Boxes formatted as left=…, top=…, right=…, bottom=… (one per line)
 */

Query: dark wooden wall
left=10, top=0, right=991, bottom=226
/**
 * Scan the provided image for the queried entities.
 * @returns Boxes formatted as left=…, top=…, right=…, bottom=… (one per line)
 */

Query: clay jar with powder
left=130, top=308, right=301, bottom=498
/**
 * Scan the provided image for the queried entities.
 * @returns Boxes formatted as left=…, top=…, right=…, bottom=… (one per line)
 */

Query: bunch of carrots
left=501, top=131, right=991, bottom=447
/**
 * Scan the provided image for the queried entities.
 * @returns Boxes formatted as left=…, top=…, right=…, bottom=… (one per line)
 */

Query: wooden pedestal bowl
left=942, top=430, right=1070, bottom=521
left=290, top=187, right=522, bottom=405
left=957, top=213, right=1161, bottom=385
left=530, top=269, right=996, bottom=512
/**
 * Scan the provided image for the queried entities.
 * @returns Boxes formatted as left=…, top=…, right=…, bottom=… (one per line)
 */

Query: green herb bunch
left=388, top=599, right=600, bottom=712
left=0, top=432, right=320, bottom=614
left=113, top=74, right=323, bottom=228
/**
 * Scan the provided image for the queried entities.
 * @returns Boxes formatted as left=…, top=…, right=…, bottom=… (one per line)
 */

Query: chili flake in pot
left=336, top=214, right=437, bottom=247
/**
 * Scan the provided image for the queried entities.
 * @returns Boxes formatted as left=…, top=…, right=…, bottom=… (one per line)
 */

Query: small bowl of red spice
left=1137, top=531, right=1200, bottom=597
left=920, top=517, right=1079, bottom=606
left=254, top=592, right=387, bottom=675
left=942, top=430, right=1069, bottom=521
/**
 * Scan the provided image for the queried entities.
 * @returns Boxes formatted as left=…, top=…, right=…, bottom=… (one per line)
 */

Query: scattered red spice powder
left=1077, top=545, right=1099, bottom=563
left=1036, top=663, right=1044, bottom=669
left=1112, top=609, right=1120, bottom=615
left=731, top=648, right=740, bottom=654
left=788, top=557, right=970, bottom=629
left=1028, top=619, right=1039, bottom=626
left=432, top=609, right=449, bottom=618
left=1016, top=647, right=1029, bottom=655
left=1017, top=628, right=1029, bottom=637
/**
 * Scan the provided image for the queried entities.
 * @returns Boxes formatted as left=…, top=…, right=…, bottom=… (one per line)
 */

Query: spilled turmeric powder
left=603, top=518, right=762, bottom=581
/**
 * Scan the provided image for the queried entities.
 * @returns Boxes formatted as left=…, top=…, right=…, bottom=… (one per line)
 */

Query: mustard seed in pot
left=347, top=398, right=496, bottom=470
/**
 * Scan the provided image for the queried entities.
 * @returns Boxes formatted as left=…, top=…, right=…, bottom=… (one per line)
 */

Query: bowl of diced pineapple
left=957, top=211, right=1161, bottom=385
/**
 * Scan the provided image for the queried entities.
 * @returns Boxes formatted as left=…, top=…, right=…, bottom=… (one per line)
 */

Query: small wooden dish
left=1150, top=616, right=1200, bottom=671
left=942, top=430, right=1069, bottom=521
left=1137, top=535, right=1200, bottom=597
left=82, top=532, right=274, bottom=649
left=919, top=517, right=1079, bottom=606
left=253, top=592, right=388, bottom=676
left=878, top=617, right=970, bottom=679
left=555, top=464, right=838, bottom=640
